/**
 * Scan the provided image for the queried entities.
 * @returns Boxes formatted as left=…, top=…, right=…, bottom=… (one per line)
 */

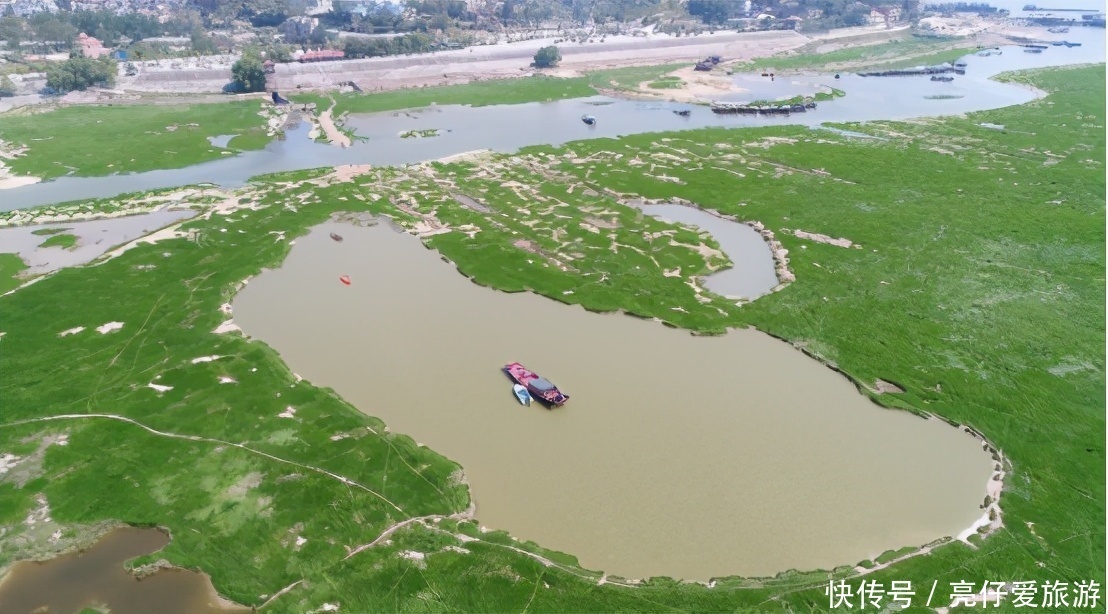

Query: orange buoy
left=339, top=275, right=351, bottom=285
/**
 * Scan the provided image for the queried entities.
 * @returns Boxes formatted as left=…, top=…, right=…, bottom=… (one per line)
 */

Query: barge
left=503, top=362, right=569, bottom=407
left=710, top=101, right=815, bottom=115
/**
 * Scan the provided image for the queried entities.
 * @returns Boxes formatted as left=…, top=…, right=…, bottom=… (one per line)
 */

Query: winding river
left=1, top=29, right=1103, bottom=212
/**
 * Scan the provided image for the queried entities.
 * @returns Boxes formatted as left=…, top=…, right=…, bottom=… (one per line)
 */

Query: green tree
left=29, top=13, right=77, bottom=52
left=190, top=28, right=218, bottom=55
left=533, top=45, right=560, bottom=68
left=231, top=50, right=267, bottom=92
left=0, top=16, right=24, bottom=50
left=45, top=54, right=117, bottom=92
left=0, top=75, right=16, bottom=97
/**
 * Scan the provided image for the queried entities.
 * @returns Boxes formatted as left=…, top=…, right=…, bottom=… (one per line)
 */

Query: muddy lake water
left=234, top=222, right=996, bottom=580
left=0, top=527, right=243, bottom=614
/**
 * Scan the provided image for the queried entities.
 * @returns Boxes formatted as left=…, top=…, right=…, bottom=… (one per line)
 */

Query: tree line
left=0, top=10, right=199, bottom=52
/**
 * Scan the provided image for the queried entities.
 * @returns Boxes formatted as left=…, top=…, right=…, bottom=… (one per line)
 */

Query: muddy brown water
left=0, top=527, right=243, bottom=614
left=234, top=221, right=995, bottom=580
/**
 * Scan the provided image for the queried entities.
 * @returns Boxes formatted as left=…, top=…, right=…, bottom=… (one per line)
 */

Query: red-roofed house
left=77, top=33, right=110, bottom=59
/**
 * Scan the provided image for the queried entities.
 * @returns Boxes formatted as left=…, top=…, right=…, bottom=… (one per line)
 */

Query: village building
left=77, top=32, right=110, bottom=58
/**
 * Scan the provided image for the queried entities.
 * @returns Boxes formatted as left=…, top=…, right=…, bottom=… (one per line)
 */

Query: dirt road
left=116, top=26, right=907, bottom=95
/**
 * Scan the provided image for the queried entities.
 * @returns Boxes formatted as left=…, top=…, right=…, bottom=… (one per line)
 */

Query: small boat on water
left=674, top=109, right=691, bottom=117
left=339, top=275, right=351, bottom=285
left=931, top=75, right=954, bottom=82
left=503, top=362, right=569, bottom=407
left=581, top=115, right=596, bottom=126
left=512, top=384, right=532, bottom=406
left=330, top=233, right=344, bottom=242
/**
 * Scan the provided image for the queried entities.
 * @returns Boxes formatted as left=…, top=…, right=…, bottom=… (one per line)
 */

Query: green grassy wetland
left=750, top=35, right=980, bottom=73
left=37, top=233, right=77, bottom=249
left=0, top=37, right=974, bottom=183
left=0, top=101, right=273, bottom=180
left=0, top=65, right=1103, bottom=611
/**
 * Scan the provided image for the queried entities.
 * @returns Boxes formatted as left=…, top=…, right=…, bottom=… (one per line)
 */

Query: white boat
left=513, top=384, right=532, bottom=406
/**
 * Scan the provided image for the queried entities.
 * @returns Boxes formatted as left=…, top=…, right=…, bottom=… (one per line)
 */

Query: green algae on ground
left=0, top=101, right=272, bottom=180
left=750, top=36, right=979, bottom=72
left=306, top=75, right=597, bottom=118
left=647, top=76, right=684, bottom=89
left=297, top=65, right=685, bottom=121
left=30, top=227, right=69, bottom=236
left=38, top=233, right=77, bottom=249
left=0, top=65, right=1103, bottom=612
left=0, top=253, right=27, bottom=294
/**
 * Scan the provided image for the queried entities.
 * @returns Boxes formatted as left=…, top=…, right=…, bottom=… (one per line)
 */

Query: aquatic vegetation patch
left=37, top=233, right=77, bottom=250
left=647, top=76, right=684, bottom=90
left=400, top=129, right=440, bottom=139
left=29, top=227, right=69, bottom=236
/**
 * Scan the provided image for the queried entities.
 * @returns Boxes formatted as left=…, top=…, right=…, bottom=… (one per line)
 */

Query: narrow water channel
left=234, top=222, right=995, bottom=580
left=631, top=201, right=780, bottom=299
left=1, top=30, right=1103, bottom=212
left=0, top=526, right=243, bottom=614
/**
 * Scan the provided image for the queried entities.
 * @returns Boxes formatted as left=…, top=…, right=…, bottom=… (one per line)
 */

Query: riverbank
left=0, top=525, right=246, bottom=613
left=0, top=61, right=1102, bottom=610
left=0, top=23, right=1080, bottom=188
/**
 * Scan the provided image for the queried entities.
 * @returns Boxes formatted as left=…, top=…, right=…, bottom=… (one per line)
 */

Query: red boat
left=503, top=362, right=569, bottom=407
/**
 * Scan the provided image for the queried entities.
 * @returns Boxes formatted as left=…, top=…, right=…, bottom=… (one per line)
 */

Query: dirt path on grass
left=0, top=413, right=405, bottom=513
left=318, top=103, right=351, bottom=148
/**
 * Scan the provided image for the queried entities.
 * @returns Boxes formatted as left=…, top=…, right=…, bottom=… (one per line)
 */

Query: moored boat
left=513, top=384, right=532, bottom=406
left=330, top=233, right=344, bottom=242
left=503, top=362, right=569, bottom=406
left=581, top=115, right=597, bottom=126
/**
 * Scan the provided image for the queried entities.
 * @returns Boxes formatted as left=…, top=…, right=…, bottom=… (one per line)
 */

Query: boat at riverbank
left=504, top=362, right=569, bottom=406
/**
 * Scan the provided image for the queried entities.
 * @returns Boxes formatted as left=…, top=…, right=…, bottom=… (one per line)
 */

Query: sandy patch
left=191, top=355, right=222, bottom=364
left=278, top=406, right=297, bottom=419
left=58, top=326, right=85, bottom=337
left=147, top=382, right=173, bottom=393
left=213, top=320, right=241, bottom=335
left=329, top=164, right=374, bottom=184
left=794, top=229, right=854, bottom=248
left=0, top=139, right=41, bottom=190
left=228, top=472, right=263, bottom=498
left=96, top=322, right=124, bottom=334
left=319, top=104, right=351, bottom=148
left=219, top=376, right=237, bottom=384
left=0, top=453, right=23, bottom=474
left=873, top=379, right=905, bottom=394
